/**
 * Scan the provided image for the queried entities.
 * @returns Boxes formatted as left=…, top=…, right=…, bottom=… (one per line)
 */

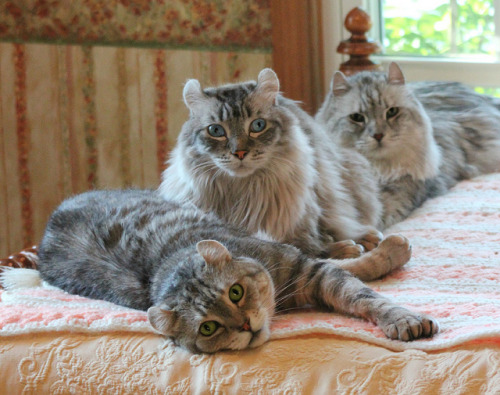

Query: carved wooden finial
left=337, top=7, right=381, bottom=75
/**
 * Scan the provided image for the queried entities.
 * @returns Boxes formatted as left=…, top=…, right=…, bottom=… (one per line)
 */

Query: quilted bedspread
left=0, top=173, right=499, bottom=393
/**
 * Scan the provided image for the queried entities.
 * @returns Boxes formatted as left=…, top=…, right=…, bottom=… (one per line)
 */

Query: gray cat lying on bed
left=37, top=190, right=438, bottom=353
left=316, top=62, right=500, bottom=229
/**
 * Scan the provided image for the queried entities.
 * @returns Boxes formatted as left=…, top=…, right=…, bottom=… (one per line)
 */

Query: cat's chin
left=221, top=165, right=259, bottom=178
left=363, top=137, right=441, bottom=181
left=222, top=323, right=270, bottom=351
left=361, top=144, right=391, bottom=162
left=370, top=155, right=435, bottom=182
left=248, top=327, right=270, bottom=349
left=363, top=141, right=410, bottom=164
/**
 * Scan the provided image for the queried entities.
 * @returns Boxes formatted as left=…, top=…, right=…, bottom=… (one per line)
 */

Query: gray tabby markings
left=38, top=189, right=438, bottom=353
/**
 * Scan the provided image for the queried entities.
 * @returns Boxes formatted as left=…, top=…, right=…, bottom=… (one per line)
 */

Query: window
left=331, top=0, right=500, bottom=94
left=377, top=0, right=497, bottom=58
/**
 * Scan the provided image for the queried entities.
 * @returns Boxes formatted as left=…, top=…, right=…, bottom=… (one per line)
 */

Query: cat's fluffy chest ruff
left=162, top=123, right=317, bottom=242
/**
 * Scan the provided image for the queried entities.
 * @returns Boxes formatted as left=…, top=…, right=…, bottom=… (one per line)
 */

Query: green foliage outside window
left=383, top=0, right=495, bottom=56
left=474, top=86, right=500, bottom=97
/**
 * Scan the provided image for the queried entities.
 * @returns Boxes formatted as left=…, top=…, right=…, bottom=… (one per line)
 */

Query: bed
left=1, top=173, right=499, bottom=393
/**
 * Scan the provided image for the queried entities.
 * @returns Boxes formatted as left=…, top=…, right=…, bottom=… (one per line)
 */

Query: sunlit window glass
left=381, top=0, right=495, bottom=57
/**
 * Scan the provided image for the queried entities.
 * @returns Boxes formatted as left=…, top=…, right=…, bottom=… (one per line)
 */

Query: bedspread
left=1, top=173, right=500, bottom=394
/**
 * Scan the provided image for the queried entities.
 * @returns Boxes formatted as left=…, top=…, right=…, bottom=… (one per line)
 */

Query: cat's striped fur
left=37, top=189, right=437, bottom=353
left=159, top=69, right=383, bottom=264
left=316, top=62, right=500, bottom=228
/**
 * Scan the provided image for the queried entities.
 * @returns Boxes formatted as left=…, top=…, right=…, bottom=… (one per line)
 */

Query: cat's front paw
left=381, top=311, right=439, bottom=341
left=328, top=240, right=364, bottom=259
left=357, top=229, right=384, bottom=251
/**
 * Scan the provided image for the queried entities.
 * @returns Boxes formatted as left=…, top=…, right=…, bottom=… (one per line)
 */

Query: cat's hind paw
left=377, top=234, right=412, bottom=272
left=382, top=312, right=439, bottom=341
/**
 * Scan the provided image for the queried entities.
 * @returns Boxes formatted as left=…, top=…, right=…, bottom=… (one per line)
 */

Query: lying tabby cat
left=36, top=189, right=438, bottom=353
left=316, top=62, right=500, bottom=228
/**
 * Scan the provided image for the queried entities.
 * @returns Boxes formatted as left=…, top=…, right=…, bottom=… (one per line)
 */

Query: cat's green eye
left=386, top=107, right=399, bottom=119
left=250, top=118, right=267, bottom=133
left=229, top=283, right=244, bottom=303
left=349, top=113, right=365, bottom=123
left=207, top=124, right=226, bottom=138
left=199, top=320, right=219, bottom=336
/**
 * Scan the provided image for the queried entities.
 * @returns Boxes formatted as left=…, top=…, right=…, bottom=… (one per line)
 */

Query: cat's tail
left=0, top=267, right=42, bottom=290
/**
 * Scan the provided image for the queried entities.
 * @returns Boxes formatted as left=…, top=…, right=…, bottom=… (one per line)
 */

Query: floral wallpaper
left=0, top=0, right=272, bottom=50
left=0, top=0, right=273, bottom=257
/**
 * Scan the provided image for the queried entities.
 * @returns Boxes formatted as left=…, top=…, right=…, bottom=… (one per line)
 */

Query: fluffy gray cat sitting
left=36, top=189, right=438, bottom=353
left=159, top=68, right=384, bottom=265
left=316, top=62, right=500, bottom=228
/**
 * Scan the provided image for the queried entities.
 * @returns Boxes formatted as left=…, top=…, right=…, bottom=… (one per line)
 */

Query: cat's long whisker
left=272, top=274, right=300, bottom=296
left=190, top=162, right=218, bottom=182
left=273, top=271, right=318, bottom=307
left=272, top=305, right=310, bottom=316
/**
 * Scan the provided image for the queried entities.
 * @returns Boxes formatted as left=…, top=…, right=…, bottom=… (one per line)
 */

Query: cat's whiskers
left=191, top=161, right=227, bottom=189
left=273, top=271, right=317, bottom=307
left=190, top=161, right=217, bottom=180
left=255, top=298, right=276, bottom=320
left=271, top=305, right=310, bottom=316
left=207, top=168, right=225, bottom=185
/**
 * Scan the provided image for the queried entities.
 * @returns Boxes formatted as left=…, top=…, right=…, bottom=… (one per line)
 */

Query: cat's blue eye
left=349, top=113, right=365, bottom=123
left=207, top=124, right=226, bottom=138
left=386, top=107, right=399, bottom=119
left=250, top=118, right=267, bottom=133
left=199, top=320, right=219, bottom=336
left=229, top=283, right=244, bottom=303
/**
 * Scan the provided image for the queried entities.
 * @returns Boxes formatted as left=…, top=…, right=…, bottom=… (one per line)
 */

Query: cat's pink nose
left=240, top=319, right=252, bottom=332
left=373, top=133, right=384, bottom=142
left=233, top=150, right=248, bottom=160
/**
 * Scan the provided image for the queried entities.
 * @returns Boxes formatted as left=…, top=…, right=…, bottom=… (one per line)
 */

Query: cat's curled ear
left=148, top=305, right=178, bottom=336
left=253, top=68, right=280, bottom=106
left=387, top=62, right=405, bottom=85
left=183, top=79, right=210, bottom=114
left=196, top=240, right=232, bottom=268
left=332, top=71, right=351, bottom=96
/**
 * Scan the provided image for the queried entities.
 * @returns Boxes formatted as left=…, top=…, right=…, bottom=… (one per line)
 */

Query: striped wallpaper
left=0, top=42, right=271, bottom=256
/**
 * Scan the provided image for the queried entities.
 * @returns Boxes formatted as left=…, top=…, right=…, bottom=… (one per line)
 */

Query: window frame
left=332, top=0, right=500, bottom=88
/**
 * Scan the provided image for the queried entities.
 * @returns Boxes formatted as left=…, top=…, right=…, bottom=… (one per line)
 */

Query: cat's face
left=148, top=240, right=275, bottom=353
left=178, top=68, right=287, bottom=178
left=318, top=63, right=438, bottom=180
